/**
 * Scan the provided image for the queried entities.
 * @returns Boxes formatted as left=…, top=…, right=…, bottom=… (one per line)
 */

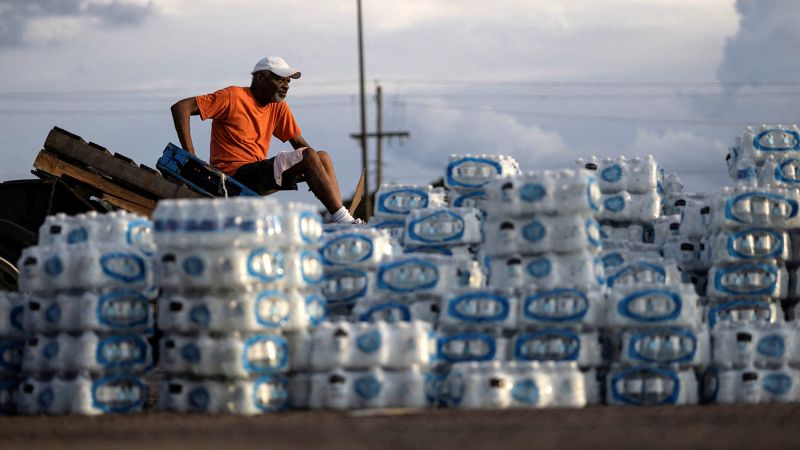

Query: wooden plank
left=43, top=127, right=203, bottom=199
left=348, top=169, right=367, bottom=216
left=33, top=150, right=156, bottom=213
left=100, top=193, right=153, bottom=217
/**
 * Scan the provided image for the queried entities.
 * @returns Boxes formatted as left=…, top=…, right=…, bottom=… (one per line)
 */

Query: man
left=171, top=56, right=361, bottom=224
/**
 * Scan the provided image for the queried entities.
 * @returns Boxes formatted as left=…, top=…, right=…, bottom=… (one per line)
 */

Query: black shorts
left=233, top=157, right=301, bottom=195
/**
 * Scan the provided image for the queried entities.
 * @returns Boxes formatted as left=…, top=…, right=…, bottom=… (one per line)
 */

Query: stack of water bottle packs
left=429, top=165, right=606, bottom=410
left=602, top=257, right=707, bottom=406
left=15, top=211, right=156, bottom=415
left=0, top=291, right=25, bottom=414
left=153, top=197, right=327, bottom=414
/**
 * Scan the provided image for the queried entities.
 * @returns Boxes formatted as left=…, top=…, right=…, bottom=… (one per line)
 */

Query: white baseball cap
left=251, top=56, right=301, bottom=79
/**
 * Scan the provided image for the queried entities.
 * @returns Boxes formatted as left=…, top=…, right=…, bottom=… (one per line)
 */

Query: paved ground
left=0, top=404, right=798, bottom=450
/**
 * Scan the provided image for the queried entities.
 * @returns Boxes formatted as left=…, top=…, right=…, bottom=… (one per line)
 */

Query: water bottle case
left=518, top=286, right=605, bottom=328
left=617, top=327, right=710, bottom=368
left=704, top=366, right=800, bottom=404
left=18, top=243, right=154, bottom=295
left=373, top=184, right=447, bottom=218
left=707, top=261, right=788, bottom=299
left=441, top=361, right=588, bottom=409
left=439, top=289, right=518, bottom=330
left=706, top=228, right=790, bottom=263
left=597, top=191, right=661, bottom=222
left=153, top=198, right=323, bottom=249
left=661, top=237, right=708, bottom=272
left=436, top=331, right=508, bottom=364
left=157, top=290, right=326, bottom=334
left=156, top=247, right=324, bottom=293
left=307, top=367, right=428, bottom=410
left=727, top=125, right=800, bottom=175
left=0, top=378, right=20, bottom=415
left=606, top=365, right=698, bottom=406
left=605, top=260, right=682, bottom=288
left=512, top=329, right=603, bottom=368
left=484, top=215, right=601, bottom=257
left=487, top=251, right=605, bottom=291
left=367, top=217, right=406, bottom=242
left=22, top=332, right=153, bottom=375
left=0, top=292, right=26, bottom=338
left=599, top=246, right=662, bottom=272
left=353, top=297, right=439, bottom=324
left=159, top=332, right=290, bottom=378
left=0, top=339, right=24, bottom=376
left=711, top=322, right=795, bottom=369
left=25, top=291, right=153, bottom=334
left=17, top=373, right=148, bottom=415
left=39, top=211, right=154, bottom=254
left=706, top=298, right=783, bottom=330
left=449, top=189, right=489, bottom=211
left=404, top=207, right=483, bottom=247
left=322, top=267, right=373, bottom=304
left=606, top=283, right=701, bottom=329
left=576, top=155, right=658, bottom=194
left=484, top=169, right=601, bottom=218
left=320, top=228, right=395, bottom=267
left=710, top=186, right=800, bottom=230
left=159, top=375, right=290, bottom=414
left=309, top=320, right=434, bottom=371
left=375, top=255, right=457, bottom=295
left=445, top=154, right=520, bottom=191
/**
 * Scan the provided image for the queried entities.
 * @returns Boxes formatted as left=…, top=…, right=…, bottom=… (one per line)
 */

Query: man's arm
left=288, top=134, right=311, bottom=150
left=170, top=97, right=201, bottom=155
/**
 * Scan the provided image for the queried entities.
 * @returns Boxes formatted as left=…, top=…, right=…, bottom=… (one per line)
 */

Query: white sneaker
left=350, top=218, right=367, bottom=225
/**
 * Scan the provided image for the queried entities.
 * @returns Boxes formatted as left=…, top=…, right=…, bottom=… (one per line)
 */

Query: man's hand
left=171, top=97, right=201, bottom=155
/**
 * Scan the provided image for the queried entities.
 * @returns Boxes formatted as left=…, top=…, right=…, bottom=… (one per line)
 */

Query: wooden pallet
left=33, top=127, right=207, bottom=216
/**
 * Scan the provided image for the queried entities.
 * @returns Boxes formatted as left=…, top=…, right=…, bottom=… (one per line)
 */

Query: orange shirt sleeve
left=273, top=102, right=302, bottom=142
left=195, top=88, right=231, bottom=121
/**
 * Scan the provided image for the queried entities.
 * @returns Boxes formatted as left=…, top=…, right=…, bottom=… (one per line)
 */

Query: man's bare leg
left=284, top=147, right=342, bottom=214
left=316, top=150, right=342, bottom=206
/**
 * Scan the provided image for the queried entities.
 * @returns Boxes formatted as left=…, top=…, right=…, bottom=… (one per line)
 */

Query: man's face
left=254, top=70, right=291, bottom=103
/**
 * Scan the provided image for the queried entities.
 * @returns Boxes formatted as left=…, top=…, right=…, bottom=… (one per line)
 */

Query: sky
left=0, top=0, right=798, bottom=206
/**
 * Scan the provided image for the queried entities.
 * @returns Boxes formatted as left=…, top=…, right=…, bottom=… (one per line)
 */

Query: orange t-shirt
left=196, top=86, right=302, bottom=175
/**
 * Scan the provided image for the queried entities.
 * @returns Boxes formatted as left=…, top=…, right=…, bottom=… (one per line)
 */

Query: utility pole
left=356, top=0, right=370, bottom=216
left=351, top=82, right=410, bottom=189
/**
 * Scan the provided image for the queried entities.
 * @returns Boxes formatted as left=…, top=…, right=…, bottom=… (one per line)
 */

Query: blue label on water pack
left=38, top=387, right=54, bottom=410
left=97, top=335, right=149, bottom=369
left=356, top=330, right=382, bottom=354
left=514, top=329, right=580, bottom=361
left=523, top=288, right=589, bottom=323
left=724, top=192, right=798, bottom=224
left=707, top=299, right=773, bottom=329
left=188, top=387, right=210, bottom=412
left=305, top=294, right=327, bottom=326
left=322, top=234, right=374, bottom=265
left=753, top=129, right=800, bottom=152
left=323, top=268, right=368, bottom=302
left=446, top=157, right=502, bottom=188
left=298, top=211, right=323, bottom=244
left=300, top=250, right=324, bottom=285
left=255, top=291, right=291, bottom=328
left=586, top=218, right=601, bottom=247
left=626, top=328, right=697, bottom=364
left=189, top=304, right=211, bottom=327
left=437, top=333, right=497, bottom=363
left=45, top=303, right=61, bottom=324
left=407, top=210, right=466, bottom=244
left=253, top=374, right=290, bottom=412
left=775, top=158, right=800, bottom=184
left=182, top=256, right=205, bottom=277
left=100, top=252, right=147, bottom=283
left=97, top=291, right=150, bottom=329
left=763, top=373, right=792, bottom=396
left=242, top=335, right=289, bottom=374
left=726, top=228, right=784, bottom=260
left=607, top=262, right=666, bottom=287
left=354, top=375, right=382, bottom=400
left=604, top=195, right=626, bottom=212
left=42, top=341, right=59, bottom=360
left=377, top=258, right=439, bottom=293
left=91, top=375, right=147, bottom=413
left=519, top=183, right=546, bottom=203
left=9, top=305, right=23, bottom=332
left=377, top=188, right=429, bottom=214
left=618, top=289, right=682, bottom=322
left=602, top=253, right=625, bottom=269
left=713, top=262, right=778, bottom=296
left=44, top=256, right=63, bottom=277
left=511, top=379, right=539, bottom=405
left=522, top=220, right=546, bottom=243
left=67, top=227, right=89, bottom=244
left=610, top=366, right=680, bottom=406
left=0, top=340, right=23, bottom=372
left=359, top=302, right=411, bottom=323
left=601, top=164, right=623, bottom=182
left=448, top=292, right=509, bottom=323
left=453, top=190, right=486, bottom=208
left=247, top=248, right=286, bottom=283
left=526, top=258, right=552, bottom=278
left=757, top=335, right=785, bottom=358
left=180, top=343, right=201, bottom=362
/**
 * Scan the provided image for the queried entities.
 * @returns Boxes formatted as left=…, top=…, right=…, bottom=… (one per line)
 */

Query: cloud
left=0, top=0, right=154, bottom=48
